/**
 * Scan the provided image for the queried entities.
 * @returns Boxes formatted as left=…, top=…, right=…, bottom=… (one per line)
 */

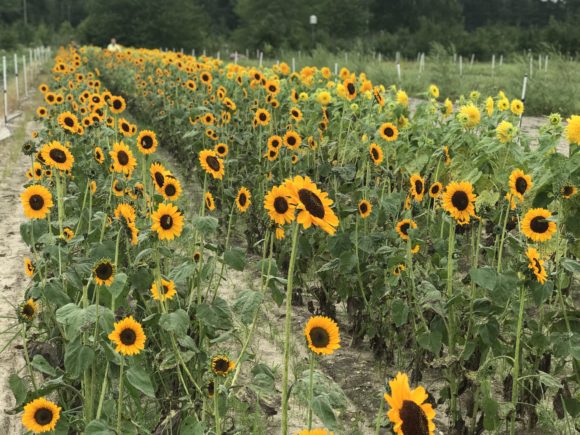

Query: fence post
left=2, top=57, right=8, bottom=125
left=23, top=56, right=28, bottom=97
left=292, top=57, right=296, bottom=73
left=14, top=53, right=20, bottom=102
left=459, top=55, right=463, bottom=77
left=396, top=62, right=401, bottom=83
left=334, top=63, right=338, bottom=76
left=518, top=74, right=528, bottom=129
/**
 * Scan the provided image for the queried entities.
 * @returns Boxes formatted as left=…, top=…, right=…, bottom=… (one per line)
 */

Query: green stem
left=446, top=221, right=457, bottom=423
left=307, top=352, right=315, bottom=430
left=354, top=217, right=370, bottom=311
left=116, top=358, right=125, bottom=433
left=510, top=286, right=526, bottom=435
left=22, top=325, right=38, bottom=392
left=214, top=378, right=221, bottom=435
left=496, top=198, right=511, bottom=273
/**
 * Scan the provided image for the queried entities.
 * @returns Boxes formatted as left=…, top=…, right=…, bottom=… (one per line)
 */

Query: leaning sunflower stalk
left=5, top=45, right=579, bottom=434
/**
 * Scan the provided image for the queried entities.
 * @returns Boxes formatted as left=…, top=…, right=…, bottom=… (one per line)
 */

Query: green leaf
left=8, top=374, right=27, bottom=405
left=44, top=279, right=72, bottom=307
left=561, top=258, right=580, bottom=274
left=31, top=354, right=57, bottom=377
left=311, top=395, right=337, bottom=430
left=84, top=420, right=114, bottom=435
left=107, top=273, right=127, bottom=299
left=233, top=290, right=262, bottom=325
left=159, top=309, right=190, bottom=337
left=126, top=366, right=156, bottom=398
left=179, top=417, right=204, bottom=435
left=64, top=337, right=95, bottom=379
left=417, top=329, right=443, bottom=354
left=196, top=297, right=233, bottom=330
left=391, top=298, right=409, bottom=327
left=469, top=267, right=497, bottom=291
left=191, top=216, right=218, bottom=235
left=223, top=247, right=246, bottom=271
left=482, top=396, right=499, bottom=430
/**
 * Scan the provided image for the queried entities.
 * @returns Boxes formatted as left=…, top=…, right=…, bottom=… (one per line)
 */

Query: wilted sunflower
left=392, top=263, right=406, bottom=276
left=110, top=142, right=137, bottom=175
left=214, top=142, right=229, bottom=157
left=384, top=372, right=436, bottom=435
left=509, top=169, right=533, bottom=201
left=521, top=208, right=556, bottom=243
left=264, top=185, right=295, bottom=225
left=94, top=147, right=105, bottom=164
left=93, top=259, right=115, bottom=286
left=379, top=122, right=398, bottom=142
left=561, top=184, right=577, bottom=199
left=526, top=247, right=547, bottom=284
left=24, top=257, right=34, bottom=277
left=18, top=298, right=37, bottom=322
left=284, top=130, right=302, bottom=150
left=304, top=316, right=340, bottom=355
left=40, top=141, right=74, bottom=171
left=151, top=202, right=184, bottom=240
left=21, top=185, right=54, bottom=219
left=108, top=316, right=146, bottom=356
left=358, top=199, right=372, bottom=219
left=429, top=182, right=442, bottom=198
left=369, top=143, right=384, bottom=165
left=211, top=354, right=235, bottom=376
left=285, top=176, right=339, bottom=235
left=204, top=192, right=216, bottom=211
left=409, top=174, right=425, bottom=201
left=151, top=278, right=177, bottom=301
left=136, top=130, right=158, bottom=154
left=396, top=219, right=417, bottom=241
left=21, top=397, right=61, bottom=433
left=254, top=108, right=271, bottom=126
left=63, top=227, right=74, bottom=240
left=199, top=150, right=224, bottom=180
left=442, top=181, right=477, bottom=224
left=236, top=187, right=251, bottom=213
left=57, top=111, right=79, bottom=133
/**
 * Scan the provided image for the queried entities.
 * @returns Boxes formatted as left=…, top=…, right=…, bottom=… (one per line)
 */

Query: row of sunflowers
left=10, top=44, right=579, bottom=434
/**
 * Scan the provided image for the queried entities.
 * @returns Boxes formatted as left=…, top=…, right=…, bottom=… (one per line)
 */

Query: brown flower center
left=515, top=177, right=528, bottom=194
left=64, top=116, right=75, bottom=127
left=154, top=171, right=165, bottom=187
left=34, top=407, right=53, bottom=425
left=274, top=197, right=289, bottom=214
left=360, top=203, right=368, bottom=213
left=451, top=191, right=469, bottom=211
left=371, top=147, right=379, bottom=160
left=347, top=82, right=356, bottom=95
left=22, top=304, right=34, bottom=317
left=160, top=214, right=173, bottom=230
left=165, top=184, right=176, bottom=197
left=49, top=148, right=67, bottom=163
left=95, top=262, right=113, bottom=280
left=309, top=326, right=330, bottom=348
left=214, top=358, right=229, bottom=372
left=141, top=135, right=153, bottom=149
left=238, top=193, right=247, bottom=206
left=29, top=194, right=45, bottom=211
left=384, top=127, right=394, bottom=137
left=120, top=328, right=137, bottom=345
left=287, top=135, right=296, bottom=146
left=400, top=400, right=430, bottom=435
left=298, top=189, right=325, bottom=219
left=400, top=222, right=410, bottom=235
left=414, top=180, right=423, bottom=194
left=117, top=151, right=129, bottom=166
left=205, top=156, right=221, bottom=172
left=530, top=216, right=549, bottom=233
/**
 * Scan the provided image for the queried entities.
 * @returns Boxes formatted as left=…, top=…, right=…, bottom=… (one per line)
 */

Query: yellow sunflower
left=93, top=259, right=115, bottom=286
left=429, top=84, right=439, bottom=99
left=110, top=142, right=137, bottom=175
left=199, top=150, right=225, bottom=180
left=136, top=130, right=158, bottom=154
left=63, top=227, right=74, bottom=240
left=236, top=187, right=251, bottom=213
left=304, top=316, right=340, bottom=355
left=254, top=108, right=271, bottom=126
left=458, top=104, right=481, bottom=128
left=358, top=199, right=372, bottom=219
left=108, top=316, right=146, bottom=356
left=151, top=203, right=184, bottom=240
left=284, top=130, right=302, bottom=150
left=561, top=184, right=577, bottom=199
left=267, top=135, right=283, bottom=150
left=40, top=141, right=74, bottom=171
left=369, top=143, right=384, bottom=166
left=205, top=192, right=216, bottom=211
left=264, top=185, right=296, bottom=225
left=24, top=257, right=35, bottom=277
left=21, top=185, right=53, bottom=219
left=511, top=99, right=524, bottom=116
left=114, top=203, right=136, bottom=223
left=19, top=298, right=38, bottom=322
left=396, top=219, right=417, bottom=241
left=526, top=247, right=547, bottom=284
left=57, top=111, right=79, bottom=133
left=211, top=354, right=236, bottom=376
left=521, top=208, right=556, bottom=243
left=151, top=278, right=177, bottom=301
left=384, top=372, right=436, bottom=435
left=441, top=181, right=477, bottom=224
left=379, top=122, right=398, bottom=142
left=509, top=169, right=533, bottom=201
left=290, top=107, right=303, bottom=122
left=109, top=95, right=126, bottom=114
left=429, top=182, right=442, bottom=198
left=22, top=397, right=61, bottom=433
left=162, top=176, right=182, bottom=201
left=150, top=162, right=169, bottom=192
left=94, top=147, right=105, bottom=164
left=214, top=142, right=229, bottom=157
left=565, top=115, right=580, bottom=145
left=496, top=120, right=516, bottom=143
left=410, top=174, right=425, bottom=202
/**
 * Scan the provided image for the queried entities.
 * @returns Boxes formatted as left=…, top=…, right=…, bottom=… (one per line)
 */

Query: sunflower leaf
left=159, top=309, right=189, bottom=337
left=125, top=366, right=156, bottom=398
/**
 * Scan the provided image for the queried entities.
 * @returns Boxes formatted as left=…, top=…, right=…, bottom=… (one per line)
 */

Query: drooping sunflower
left=24, top=257, right=35, bottom=277
left=358, top=199, right=372, bottom=219
left=521, top=208, right=556, bottom=243
left=40, top=141, right=74, bottom=171
left=264, top=185, right=296, bottom=225
left=526, top=247, right=547, bottom=284
left=509, top=169, right=533, bottom=201
left=19, top=298, right=38, bottom=322
left=93, top=259, right=115, bottom=286
left=396, top=219, right=417, bottom=241
left=136, top=130, right=158, bottom=155
left=561, top=184, right=577, bottom=199
left=214, top=142, right=229, bottom=157
left=304, top=316, right=340, bottom=355
left=21, top=397, right=61, bottom=433
left=94, top=147, right=105, bottom=164
left=151, top=202, right=184, bottom=241
left=150, top=162, right=168, bottom=191
left=21, top=185, right=53, bottom=219
left=108, top=316, right=146, bottom=356
left=384, top=372, right=436, bottom=435
left=199, top=150, right=224, bottom=180
left=63, top=227, right=74, bottom=240
left=151, top=278, right=177, bottom=301
left=236, top=187, right=251, bottom=213
left=211, top=354, right=236, bottom=376
left=284, top=130, right=302, bottom=150
left=392, top=263, right=406, bottom=276
left=441, top=181, right=477, bottom=224
left=285, top=176, right=339, bottom=235
left=409, top=174, right=425, bottom=202
left=110, top=142, right=137, bottom=175
left=369, top=143, right=384, bottom=165
left=114, top=203, right=136, bottom=223
left=254, top=108, right=271, bottom=126
left=429, top=182, right=442, bottom=198
left=162, top=176, right=182, bottom=201
left=379, top=122, right=398, bottom=142
left=57, top=111, right=79, bottom=133
left=205, top=192, right=216, bottom=211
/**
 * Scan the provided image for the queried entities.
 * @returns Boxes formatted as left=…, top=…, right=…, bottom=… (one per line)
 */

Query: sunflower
left=40, top=141, right=74, bottom=172
left=304, top=316, right=340, bottom=355
left=150, top=162, right=168, bottom=191
left=264, top=185, right=295, bottom=225
left=109, top=95, right=126, bottom=114
left=358, top=199, right=372, bottom=219
left=57, top=111, right=79, bottom=133
left=509, top=169, right=533, bottom=201
left=21, top=397, right=61, bottom=433
left=497, top=98, right=509, bottom=111
left=511, top=99, right=524, bottom=116
left=379, top=122, right=398, bottom=142
left=290, top=107, right=303, bottom=122
left=429, top=84, right=439, bottom=99
left=458, top=104, right=481, bottom=128
left=211, top=354, right=236, bottom=376
left=443, top=146, right=452, bottom=166
left=410, top=174, right=425, bottom=202
left=429, top=182, right=442, bottom=198
left=19, top=298, right=37, bottom=322
left=254, top=108, right=271, bottom=126
left=441, top=181, right=477, bottom=224
left=136, top=130, right=158, bottom=154
left=396, top=219, right=417, bottom=241
left=199, top=150, right=224, bottom=180
left=443, top=98, right=453, bottom=117
left=265, top=147, right=279, bottom=161
left=110, top=142, right=137, bottom=175
left=93, top=259, right=116, bottom=286
left=151, top=203, right=184, bottom=241
left=486, top=96, right=494, bottom=116
left=561, top=184, right=577, bottom=199
left=236, top=187, right=251, bottom=213
left=496, top=120, right=516, bottom=143
left=294, top=429, right=334, bottom=435
left=526, top=247, right=547, bottom=284
left=565, top=115, right=580, bottom=145
left=36, top=106, right=48, bottom=118
left=343, top=78, right=357, bottom=100
left=114, top=203, right=136, bottom=223
left=214, top=143, right=228, bottom=157
left=94, top=147, right=105, bottom=164
left=205, top=192, right=216, bottom=211
left=369, top=143, right=384, bottom=165
left=118, top=118, right=136, bottom=137
left=284, top=130, right=302, bottom=150
left=151, top=278, right=177, bottom=301
left=112, top=179, right=125, bottom=197
left=392, top=264, right=406, bottom=276
left=285, top=176, right=339, bottom=235
left=162, top=176, right=182, bottom=201
left=24, top=257, right=34, bottom=277
left=384, top=372, right=436, bottom=435
left=21, top=185, right=53, bottom=219
left=63, top=227, right=74, bottom=240
left=521, top=208, right=557, bottom=243
left=108, top=316, right=146, bottom=356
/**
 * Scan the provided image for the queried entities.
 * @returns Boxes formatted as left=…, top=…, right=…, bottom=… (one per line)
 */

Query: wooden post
left=459, top=55, right=463, bottom=77
left=2, top=57, right=8, bottom=124
left=23, top=56, right=28, bottom=97
left=14, top=53, right=19, bottom=102
left=396, top=62, right=401, bottom=83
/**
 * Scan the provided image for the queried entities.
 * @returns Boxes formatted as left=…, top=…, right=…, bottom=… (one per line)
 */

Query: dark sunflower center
left=34, top=407, right=53, bottom=426
left=217, top=146, right=226, bottom=154
left=415, top=180, right=423, bottom=194
left=347, top=83, right=355, bottom=94
left=207, top=381, right=214, bottom=395
left=384, top=127, right=394, bottom=137
left=214, top=358, right=229, bottom=372
left=563, top=186, right=573, bottom=196
left=205, top=156, right=221, bottom=172
left=120, top=328, right=137, bottom=345
left=515, top=177, right=528, bottom=194
left=360, top=203, right=368, bottom=213
left=259, top=112, right=267, bottom=121
left=95, top=262, right=113, bottom=280
left=431, top=185, right=440, bottom=194
left=400, top=400, right=430, bottom=435
left=239, top=193, right=247, bottom=206
left=533, top=258, right=542, bottom=272
left=160, top=214, right=173, bottom=230
left=165, top=184, right=176, bottom=197
left=309, top=326, right=330, bottom=348
left=22, top=304, right=34, bottom=317
left=269, top=85, right=276, bottom=92
left=530, top=216, right=549, bottom=233
left=287, top=136, right=296, bottom=145
left=64, top=116, right=74, bottom=127
left=122, top=123, right=130, bottom=132
left=292, top=110, right=299, bottom=117
left=29, top=194, right=45, bottom=211
left=371, top=147, right=379, bottom=160
left=117, top=151, right=129, bottom=165
left=298, top=189, right=325, bottom=219
left=113, top=99, right=122, bottom=109
left=269, top=150, right=276, bottom=158
left=49, top=147, right=67, bottom=164
left=400, top=223, right=410, bottom=235
left=95, top=150, right=102, bottom=159
left=141, top=135, right=153, bottom=149
left=274, top=197, right=289, bottom=214
left=451, top=191, right=469, bottom=211
left=154, top=171, right=165, bottom=187
left=162, top=284, right=170, bottom=294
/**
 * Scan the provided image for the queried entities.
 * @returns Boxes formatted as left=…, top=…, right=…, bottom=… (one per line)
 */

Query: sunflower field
left=6, top=45, right=580, bottom=435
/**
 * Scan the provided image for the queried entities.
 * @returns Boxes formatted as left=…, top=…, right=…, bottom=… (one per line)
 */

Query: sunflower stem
left=21, top=324, right=38, bottom=392
left=354, top=217, right=370, bottom=312
left=446, top=221, right=457, bottom=423
left=496, top=197, right=511, bottom=273
left=210, top=204, right=235, bottom=302
left=116, top=357, right=125, bottom=433
left=281, top=221, right=300, bottom=435
left=307, top=352, right=315, bottom=430
left=510, top=286, right=526, bottom=435
left=214, top=378, right=221, bottom=435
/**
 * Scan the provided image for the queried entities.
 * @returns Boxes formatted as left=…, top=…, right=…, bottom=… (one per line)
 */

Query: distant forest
left=1, top=0, right=580, bottom=58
